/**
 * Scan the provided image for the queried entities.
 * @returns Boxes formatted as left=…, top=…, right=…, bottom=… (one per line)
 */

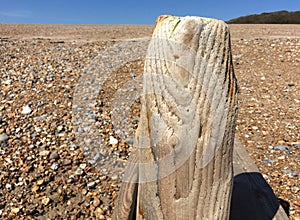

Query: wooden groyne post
left=114, top=15, right=238, bottom=219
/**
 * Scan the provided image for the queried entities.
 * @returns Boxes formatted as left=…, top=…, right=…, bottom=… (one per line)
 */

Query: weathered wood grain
left=138, top=15, right=237, bottom=220
left=113, top=149, right=139, bottom=219
left=114, top=15, right=238, bottom=219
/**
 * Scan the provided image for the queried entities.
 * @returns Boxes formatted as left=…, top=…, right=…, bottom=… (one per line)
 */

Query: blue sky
left=0, top=0, right=299, bottom=24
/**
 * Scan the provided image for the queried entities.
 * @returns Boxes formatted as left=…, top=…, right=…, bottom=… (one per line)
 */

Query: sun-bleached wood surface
left=114, top=15, right=238, bottom=220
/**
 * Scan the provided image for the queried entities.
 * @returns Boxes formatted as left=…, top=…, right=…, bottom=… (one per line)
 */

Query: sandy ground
left=0, top=23, right=299, bottom=219
left=0, top=24, right=154, bottom=42
left=1, top=23, right=300, bottom=41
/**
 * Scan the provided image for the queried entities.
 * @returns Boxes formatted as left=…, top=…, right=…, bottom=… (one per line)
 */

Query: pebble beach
left=0, top=24, right=299, bottom=219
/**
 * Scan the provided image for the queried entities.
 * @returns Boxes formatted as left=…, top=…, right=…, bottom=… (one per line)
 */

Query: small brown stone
left=11, top=207, right=20, bottom=214
left=39, top=150, right=50, bottom=157
left=37, top=179, right=44, bottom=185
left=93, top=198, right=101, bottom=207
left=95, top=207, right=104, bottom=215
left=41, top=197, right=51, bottom=206
left=49, top=151, right=59, bottom=159
left=32, top=185, right=39, bottom=193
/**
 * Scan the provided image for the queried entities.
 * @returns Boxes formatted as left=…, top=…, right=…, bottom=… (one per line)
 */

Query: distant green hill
left=227, top=10, right=300, bottom=24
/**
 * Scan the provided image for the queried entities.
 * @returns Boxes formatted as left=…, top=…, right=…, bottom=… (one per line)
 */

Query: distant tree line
left=227, top=10, right=300, bottom=24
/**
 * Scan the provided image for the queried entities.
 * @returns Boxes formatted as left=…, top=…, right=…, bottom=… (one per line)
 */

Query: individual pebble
left=49, top=151, right=59, bottom=159
left=82, top=189, right=88, bottom=195
left=62, top=159, right=72, bottom=166
left=262, top=158, right=275, bottom=164
left=2, top=79, right=11, bottom=85
left=35, top=127, right=42, bottom=133
left=93, top=197, right=101, bottom=207
left=87, top=181, right=96, bottom=189
left=41, top=197, right=51, bottom=206
left=109, top=136, right=118, bottom=145
left=11, top=207, right=20, bottom=214
left=69, top=144, right=77, bottom=151
left=21, top=105, right=32, bottom=114
left=99, top=215, right=106, bottom=220
left=57, top=125, right=64, bottom=132
left=39, top=150, right=50, bottom=157
left=50, top=162, right=59, bottom=170
left=111, top=175, right=118, bottom=181
left=79, top=163, right=87, bottom=169
left=27, top=209, right=39, bottom=216
left=0, top=134, right=8, bottom=142
left=5, top=183, right=13, bottom=191
left=274, top=145, right=292, bottom=154
left=291, top=187, right=300, bottom=193
left=274, top=145, right=289, bottom=151
left=31, top=185, right=39, bottom=193
left=37, top=179, right=44, bottom=185
left=283, top=169, right=298, bottom=177
left=93, top=152, right=104, bottom=162
left=130, top=72, right=136, bottom=78
left=95, top=207, right=104, bottom=215
left=75, top=168, right=84, bottom=176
